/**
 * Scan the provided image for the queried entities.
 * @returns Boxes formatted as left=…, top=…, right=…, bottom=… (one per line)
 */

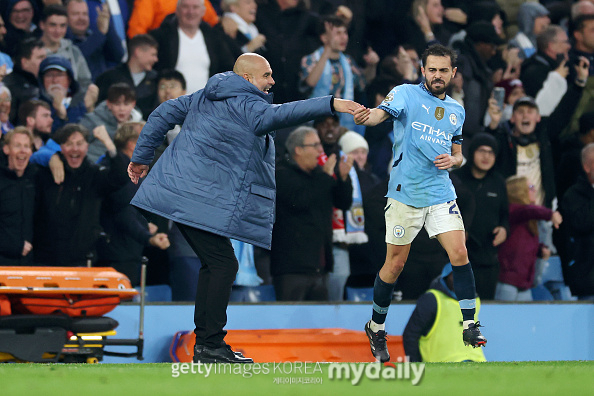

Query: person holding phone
left=520, top=25, right=571, bottom=99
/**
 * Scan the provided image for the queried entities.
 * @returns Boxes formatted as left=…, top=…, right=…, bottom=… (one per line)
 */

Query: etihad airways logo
left=411, top=121, right=453, bottom=141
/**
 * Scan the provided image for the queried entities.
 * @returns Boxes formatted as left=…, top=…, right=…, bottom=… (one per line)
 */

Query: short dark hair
left=41, top=4, right=68, bottom=22
left=573, top=14, right=594, bottom=34
left=53, top=123, right=89, bottom=144
left=316, top=14, right=347, bottom=36
left=421, top=44, right=457, bottom=69
left=107, top=82, right=136, bottom=103
left=18, top=100, right=51, bottom=126
left=14, top=37, right=44, bottom=66
left=128, top=34, right=158, bottom=60
left=158, top=69, right=187, bottom=90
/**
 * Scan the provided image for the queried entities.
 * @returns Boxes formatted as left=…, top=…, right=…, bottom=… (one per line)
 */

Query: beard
left=426, top=78, right=449, bottom=96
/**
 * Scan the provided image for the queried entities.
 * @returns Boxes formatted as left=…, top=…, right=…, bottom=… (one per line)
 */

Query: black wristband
left=330, top=97, right=335, bottom=112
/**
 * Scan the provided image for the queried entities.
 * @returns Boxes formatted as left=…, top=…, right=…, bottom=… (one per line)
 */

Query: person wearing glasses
left=270, top=125, right=354, bottom=302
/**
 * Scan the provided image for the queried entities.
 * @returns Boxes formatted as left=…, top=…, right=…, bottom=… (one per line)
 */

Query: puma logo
left=422, top=104, right=430, bottom=114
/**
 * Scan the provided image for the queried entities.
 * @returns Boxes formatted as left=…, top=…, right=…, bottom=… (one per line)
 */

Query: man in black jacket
left=149, top=0, right=235, bottom=94
left=3, top=37, right=45, bottom=124
left=0, top=127, right=35, bottom=265
left=452, top=133, right=509, bottom=300
left=95, top=34, right=159, bottom=119
left=97, top=122, right=170, bottom=285
left=271, top=126, right=353, bottom=301
left=561, top=143, right=594, bottom=300
left=33, top=123, right=129, bottom=266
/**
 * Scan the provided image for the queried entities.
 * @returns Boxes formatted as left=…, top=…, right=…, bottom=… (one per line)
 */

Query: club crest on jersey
left=449, top=113, right=457, bottom=125
left=383, top=92, right=394, bottom=103
left=435, top=107, right=445, bottom=120
left=393, top=225, right=405, bottom=238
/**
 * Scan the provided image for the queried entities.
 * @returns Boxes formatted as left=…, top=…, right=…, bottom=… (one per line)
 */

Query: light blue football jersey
left=378, top=82, right=465, bottom=208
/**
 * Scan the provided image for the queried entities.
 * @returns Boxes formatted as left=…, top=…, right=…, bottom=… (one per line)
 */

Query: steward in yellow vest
left=403, top=263, right=486, bottom=362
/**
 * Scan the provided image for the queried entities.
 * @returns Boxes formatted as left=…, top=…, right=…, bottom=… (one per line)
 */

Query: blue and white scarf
left=333, top=165, right=368, bottom=244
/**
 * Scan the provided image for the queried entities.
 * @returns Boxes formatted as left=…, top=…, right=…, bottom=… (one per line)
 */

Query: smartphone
left=493, top=87, right=505, bottom=110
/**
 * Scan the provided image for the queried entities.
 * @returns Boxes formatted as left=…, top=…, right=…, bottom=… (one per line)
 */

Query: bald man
left=128, top=53, right=360, bottom=363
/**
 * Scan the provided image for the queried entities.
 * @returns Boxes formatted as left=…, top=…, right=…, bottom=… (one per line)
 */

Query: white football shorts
left=384, top=198, right=465, bottom=245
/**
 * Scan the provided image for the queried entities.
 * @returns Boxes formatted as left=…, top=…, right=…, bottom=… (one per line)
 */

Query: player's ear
left=452, top=67, right=457, bottom=78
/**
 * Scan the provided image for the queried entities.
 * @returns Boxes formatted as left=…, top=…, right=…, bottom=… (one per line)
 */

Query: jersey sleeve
left=377, top=85, right=408, bottom=119
left=451, top=105, right=465, bottom=145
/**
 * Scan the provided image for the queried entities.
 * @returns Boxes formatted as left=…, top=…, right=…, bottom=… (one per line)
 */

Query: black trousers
left=176, top=223, right=238, bottom=348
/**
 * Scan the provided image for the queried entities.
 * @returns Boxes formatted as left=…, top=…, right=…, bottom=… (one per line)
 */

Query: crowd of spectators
left=1, top=0, right=593, bottom=302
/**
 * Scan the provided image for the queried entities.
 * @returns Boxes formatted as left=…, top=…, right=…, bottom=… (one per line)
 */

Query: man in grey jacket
left=128, top=53, right=360, bottom=364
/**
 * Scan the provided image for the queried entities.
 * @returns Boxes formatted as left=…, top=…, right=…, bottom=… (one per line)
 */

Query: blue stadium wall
left=102, top=303, right=594, bottom=363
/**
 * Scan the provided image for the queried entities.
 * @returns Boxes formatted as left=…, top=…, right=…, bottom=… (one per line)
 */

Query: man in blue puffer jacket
left=128, top=53, right=360, bottom=363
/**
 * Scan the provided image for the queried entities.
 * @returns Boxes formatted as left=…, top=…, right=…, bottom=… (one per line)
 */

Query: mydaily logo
left=328, top=359, right=425, bottom=386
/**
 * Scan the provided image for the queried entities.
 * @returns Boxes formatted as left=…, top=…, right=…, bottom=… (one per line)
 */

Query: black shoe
left=193, top=344, right=254, bottom=364
left=463, top=321, right=487, bottom=348
left=365, top=320, right=390, bottom=362
left=221, top=342, right=246, bottom=358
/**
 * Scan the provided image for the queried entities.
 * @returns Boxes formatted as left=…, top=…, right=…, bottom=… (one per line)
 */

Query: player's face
left=34, top=106, right=53, bottom=134
left=67, top=0, right=90, bottom=36
left=511, top=105, right=540, bottom=135
left=60, top=131, right=88, bottom=169
left=299, top=132, right=324, bottom=171
left=41, top=15, right=68, bottom=46
left=473, top=145, right=495, bottom=173
left=231, top=0, right=257, bottom=24
left=158, top=79, right=186, bottom=102
left=349, top=147, right=368, bottom=169
left=426, top=0, right=444, bottom=24
left=421, top=55, right=455, bottom=98
left=177, top=0, right=205, bottom=30
left=107, top=96, right=136, bottom=124
left=247, top=59, right=274, bottom=94
left=10, top=1, right=34, bottom=31
left=3, top=133, right=32, bottom=177
left=316, top=116, right=340, bottom=145
left=507, top=86, right=525, bottom=105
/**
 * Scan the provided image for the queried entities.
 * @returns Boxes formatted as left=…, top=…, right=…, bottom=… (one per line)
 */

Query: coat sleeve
left=563, top=188, right=594, bottom=234
left=244, top=95, right=334, bottom=136
left=402, top=292, right=438, bottom=362
left=332, top=175, right=353, bottom=211
left=130, top=93, right=195, bottom=164
left=509, top=204, right=553, bottom=225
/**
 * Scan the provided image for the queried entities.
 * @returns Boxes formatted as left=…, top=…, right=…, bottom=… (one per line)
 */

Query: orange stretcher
left=170, top=328, right=405, bottom=363
left=0, top=266, right=138, bottom=317
left=0, top=266, right=146, bottom=363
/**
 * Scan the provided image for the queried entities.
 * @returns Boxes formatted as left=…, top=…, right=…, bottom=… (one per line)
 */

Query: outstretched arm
left=354, top=107, right=389, bottom=127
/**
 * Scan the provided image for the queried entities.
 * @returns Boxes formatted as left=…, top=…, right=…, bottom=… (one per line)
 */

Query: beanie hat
left=468, top=132, right=499, bottom=162
left=338, top=131, right=368, bottom=154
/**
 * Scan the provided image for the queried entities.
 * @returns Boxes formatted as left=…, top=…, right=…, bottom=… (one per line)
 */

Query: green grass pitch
left=2, top=361, right=593, bottom=396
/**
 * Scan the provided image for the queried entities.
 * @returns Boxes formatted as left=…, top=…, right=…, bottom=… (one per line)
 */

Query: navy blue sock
left=451, top=263, right=476, bottom=322
left=371, top=273, right=396, bottom=324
